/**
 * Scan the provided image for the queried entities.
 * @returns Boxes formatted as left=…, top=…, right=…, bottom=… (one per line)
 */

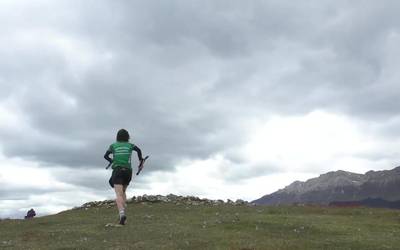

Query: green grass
left=1, top=203, right=399, bottom=249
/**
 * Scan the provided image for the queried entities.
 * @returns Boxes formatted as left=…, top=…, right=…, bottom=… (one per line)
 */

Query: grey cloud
left=0, top=185, right=66, bottom=201
left=1, top=1, right=400, bottom=182
left=48, top=168, right=111, bottom=190
left=223, top=162, right=281, bottom=183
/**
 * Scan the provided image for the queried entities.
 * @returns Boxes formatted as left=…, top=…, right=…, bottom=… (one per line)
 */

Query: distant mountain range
left=253, top=166, right=400, bottom=208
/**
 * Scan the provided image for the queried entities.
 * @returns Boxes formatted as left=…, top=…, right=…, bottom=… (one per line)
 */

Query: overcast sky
left=1, top=0, right=400, bottom=218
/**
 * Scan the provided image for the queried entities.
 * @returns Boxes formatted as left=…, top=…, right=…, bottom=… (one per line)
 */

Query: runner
left=104, top=129, right=144, bottom=225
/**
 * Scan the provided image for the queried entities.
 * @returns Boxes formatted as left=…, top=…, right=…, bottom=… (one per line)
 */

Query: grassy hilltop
left=1, top=197, right=400, bottom=250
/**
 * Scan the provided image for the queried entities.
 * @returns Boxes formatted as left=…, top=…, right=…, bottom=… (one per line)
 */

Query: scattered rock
left=235, top=199, right=248, bottom=205
left=144, top=214, right=153, bottom=219
left=2, top=240, right=12, bottom=246
left=105, top=223, right=123, bottom=228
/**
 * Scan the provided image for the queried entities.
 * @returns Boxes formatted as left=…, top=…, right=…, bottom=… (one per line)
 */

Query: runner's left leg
left=122, top=185, right=128, bottom=209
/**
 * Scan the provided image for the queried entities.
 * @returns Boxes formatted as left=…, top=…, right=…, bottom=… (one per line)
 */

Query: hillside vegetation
left=1, top=198, right=400, bottom=249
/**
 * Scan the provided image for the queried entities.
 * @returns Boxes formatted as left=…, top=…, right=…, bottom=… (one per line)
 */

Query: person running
left=104, top=129, right=144, bottom=225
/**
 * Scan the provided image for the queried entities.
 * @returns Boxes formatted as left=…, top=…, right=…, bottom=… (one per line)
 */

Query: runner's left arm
left=132, top=145, right=143, bottom=162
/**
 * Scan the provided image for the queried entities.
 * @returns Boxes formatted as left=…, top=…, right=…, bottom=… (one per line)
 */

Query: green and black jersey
left=108, top=142, right=135, bottom=169
left=106, top=142, right=142, bottom=170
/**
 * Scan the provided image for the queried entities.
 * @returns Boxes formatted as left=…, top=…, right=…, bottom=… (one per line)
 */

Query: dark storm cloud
left=1, top=0, right=400, bottom=176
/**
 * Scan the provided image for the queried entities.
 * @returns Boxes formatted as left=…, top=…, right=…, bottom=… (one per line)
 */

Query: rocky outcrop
left=78, top=200, right=116, bottom=209
left=78, top=194, right=250, bottom=209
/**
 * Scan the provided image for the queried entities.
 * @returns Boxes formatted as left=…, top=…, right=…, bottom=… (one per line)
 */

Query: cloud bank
left=1, top=0, right=400, bottom=218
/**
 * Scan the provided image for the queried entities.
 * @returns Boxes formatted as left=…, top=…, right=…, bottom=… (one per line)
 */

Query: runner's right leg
left=114, top=184, right=125, bottom=210
left=114, top=184, right=126, bottom=224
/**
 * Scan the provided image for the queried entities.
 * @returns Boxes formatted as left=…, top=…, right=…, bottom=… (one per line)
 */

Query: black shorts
left=109, top=167, right=132, bottom=188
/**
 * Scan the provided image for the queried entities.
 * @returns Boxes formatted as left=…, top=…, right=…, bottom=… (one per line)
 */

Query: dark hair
left=116, top=129, right=130, bottom=142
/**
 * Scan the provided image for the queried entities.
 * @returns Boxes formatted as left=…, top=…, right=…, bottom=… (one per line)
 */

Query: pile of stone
left=78, top=194, right=251, bottom=209
left=130, top=194, right=249, bottom=206
left=79, top=200, right=115, bottom=209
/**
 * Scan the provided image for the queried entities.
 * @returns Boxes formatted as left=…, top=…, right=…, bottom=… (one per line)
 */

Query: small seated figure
left=24, top=208, right=36, bottom=219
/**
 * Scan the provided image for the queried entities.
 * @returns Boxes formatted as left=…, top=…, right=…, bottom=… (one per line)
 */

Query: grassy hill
left=1, top=200, right=400, bottom=249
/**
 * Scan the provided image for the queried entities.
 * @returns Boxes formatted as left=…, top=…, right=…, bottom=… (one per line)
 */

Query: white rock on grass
left=105, top=223, right=123, bottom=228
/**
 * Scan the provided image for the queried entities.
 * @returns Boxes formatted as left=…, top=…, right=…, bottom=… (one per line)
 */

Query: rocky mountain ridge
left=253, top=166, right=400, bottom=205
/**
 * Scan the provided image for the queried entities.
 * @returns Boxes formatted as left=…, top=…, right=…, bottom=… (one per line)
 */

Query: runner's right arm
left=104, top=150, right=113, bottom=164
